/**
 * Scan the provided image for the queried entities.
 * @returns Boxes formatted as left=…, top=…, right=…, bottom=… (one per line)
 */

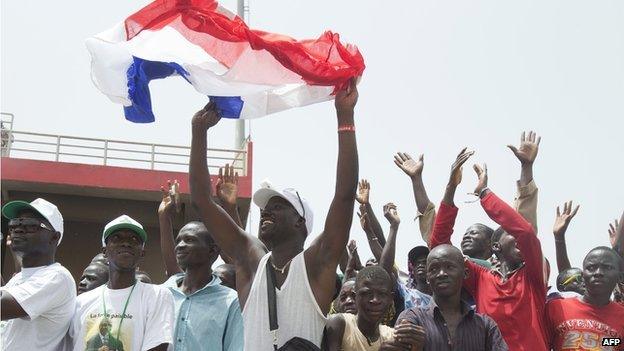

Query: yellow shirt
left=340, top=313, right=394, bottom=351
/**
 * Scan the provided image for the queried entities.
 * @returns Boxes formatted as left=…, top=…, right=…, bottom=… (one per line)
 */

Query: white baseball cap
left=252, top=179, right=314, bottom=234
left=2, top=198, right=64, bottom=244
left=102, top=215, right=147, bottom=246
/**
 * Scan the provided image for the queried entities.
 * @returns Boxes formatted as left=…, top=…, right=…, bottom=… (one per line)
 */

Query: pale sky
left=2, top=0, right=624, bottom=285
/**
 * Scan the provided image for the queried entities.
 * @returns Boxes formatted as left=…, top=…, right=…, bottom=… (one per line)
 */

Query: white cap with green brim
left=1, top=198, right=64, bottom=245
left=102, top=215, right=147, bottom=246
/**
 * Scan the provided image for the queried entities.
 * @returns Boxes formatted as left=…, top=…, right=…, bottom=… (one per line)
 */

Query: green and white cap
left=1, top=198, right=64, bottom=244
left=102, top=215, right=147, bottom=246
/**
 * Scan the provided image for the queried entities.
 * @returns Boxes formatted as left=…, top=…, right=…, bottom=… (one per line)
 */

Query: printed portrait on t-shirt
left=82, top=311, right=133, bottom=351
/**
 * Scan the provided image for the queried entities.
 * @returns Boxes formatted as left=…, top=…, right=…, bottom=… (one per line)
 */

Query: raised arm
left=429, top=148, right=474, bottom=248
left=379, top=203, right=400, bottom=278
left=394, top=152, right=436, bottom=244
left=216, top=164, right=244, bottom=230
left=552, top=201, right=580, bottom=272
left=158, top=180, right=183, bottom=277
left=355, top=179, right=386, bottom=246
left=343, top=240, right=360, bottom=281
left=608, top=211, right=624, bottom=257
left=190, top=102, right=266, bottom=305
left=306, top=79, right=359, bottom=311
left=474, top=165, right=543, bottom=280
left=508, top=131, right=541, bottom=232
left=358, top=205, right=383, bottom=261
left=215, top=164, right=244, bottom=264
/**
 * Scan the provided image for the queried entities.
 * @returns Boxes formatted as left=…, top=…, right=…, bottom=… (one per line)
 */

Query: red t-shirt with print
left=546, top=297, right=624, bottom=351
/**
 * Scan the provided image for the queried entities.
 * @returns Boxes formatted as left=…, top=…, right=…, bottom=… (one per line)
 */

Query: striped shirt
left=396, top=301, right=508, bottom=351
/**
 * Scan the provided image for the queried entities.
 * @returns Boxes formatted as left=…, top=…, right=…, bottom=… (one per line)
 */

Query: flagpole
left=234, top=0, right=247, bottom=148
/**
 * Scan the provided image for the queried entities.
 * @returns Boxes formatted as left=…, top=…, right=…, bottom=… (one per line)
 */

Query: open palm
left=508, top=131, right=541, bottom=164
left=394, top=152, right=423, bottom=178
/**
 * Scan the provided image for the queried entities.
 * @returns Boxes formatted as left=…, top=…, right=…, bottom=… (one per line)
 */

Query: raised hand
left=507, top=131, right=541, bottom=165
left=158, top=180, right=179, bottom=218
left=335, top=78, right=359, bottom=116
left=608, top=219, right=619, bottom=248
left=383, top=203, right=400, bottom=227
left=357, top=208, right=372, bottom=232
left=394, top=320, right=425, bottom=351
left=609, top=212, right=624, bottom=254
left=472, top=163, right=488, bottom=195
left=347, top=239, right=357, bottom=255
left=394, top=152, right=424, bottom=179
left=448, top=148, right=475, bottom=187
left=355, top=179, right=370, bottom=205
left=192, top=101, right=221, bottom=131
left=553, top=201, right=580, bottom=238
left=216, top=164, right=239, bottom=208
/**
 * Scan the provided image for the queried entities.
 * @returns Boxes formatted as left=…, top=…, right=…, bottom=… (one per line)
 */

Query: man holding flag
left=189, top=79, right=359, bottom=350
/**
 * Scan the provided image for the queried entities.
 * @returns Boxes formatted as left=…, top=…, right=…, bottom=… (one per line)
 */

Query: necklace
left=101, top=281, right=137, bottom=342
left=270, top=255, right=294, bottom=274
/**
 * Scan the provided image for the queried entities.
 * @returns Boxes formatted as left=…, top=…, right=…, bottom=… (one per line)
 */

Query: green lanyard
left=102, top=282, right=137, bottom=342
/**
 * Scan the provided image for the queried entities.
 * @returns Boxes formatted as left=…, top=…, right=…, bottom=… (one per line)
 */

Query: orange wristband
left=338, top=125, right=355, bottom=133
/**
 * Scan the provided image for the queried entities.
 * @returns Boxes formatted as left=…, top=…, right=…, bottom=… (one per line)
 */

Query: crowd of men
left=1, top=80, right=623, bottom=351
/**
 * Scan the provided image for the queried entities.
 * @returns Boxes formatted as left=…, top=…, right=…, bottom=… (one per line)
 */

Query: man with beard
left=324, top=267, right=409, bottom=351
left=395, top=245, right=508, bottom=350
left=68, top=215, right=174, bottom=351
left=546, top=247, right=624, bottom=351
left=1, top=198, right=76, bottom=351
left=190, top=80, right=359, bottom=350
left=429, top=149, right=548, bottom=351
left=161, top=221, right=243, bottom=351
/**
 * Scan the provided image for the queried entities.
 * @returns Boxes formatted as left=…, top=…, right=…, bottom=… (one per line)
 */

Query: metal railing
left=0, top=115, right=248, bottom=175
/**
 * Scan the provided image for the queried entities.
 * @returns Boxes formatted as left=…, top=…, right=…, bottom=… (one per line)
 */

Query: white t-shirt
left=68, top=281, right=174, bottom=351
left=0, top=263, right=76, bottom=351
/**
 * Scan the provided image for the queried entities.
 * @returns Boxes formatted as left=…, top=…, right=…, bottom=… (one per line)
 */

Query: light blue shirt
left=162, top=273, right=243, bottom=351
left=397, top=280, right=432, bottom=310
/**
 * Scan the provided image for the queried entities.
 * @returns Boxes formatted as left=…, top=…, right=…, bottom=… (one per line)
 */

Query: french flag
left=86, top=0, right=365, bottom=123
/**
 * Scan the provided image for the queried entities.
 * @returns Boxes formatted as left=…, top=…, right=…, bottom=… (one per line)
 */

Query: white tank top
left=242, top=251, right=327, bottom=350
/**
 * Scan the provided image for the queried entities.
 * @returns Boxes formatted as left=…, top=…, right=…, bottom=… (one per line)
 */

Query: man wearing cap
left=1, top=198, right=76, bottom=351
left=190, top=81, right=359, bottom=350
left=400, top=246, right=433, bottom=308
left=67, top=215, right=174, bottom=351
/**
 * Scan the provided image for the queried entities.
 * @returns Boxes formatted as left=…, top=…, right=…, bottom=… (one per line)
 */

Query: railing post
left=5, top=130, right=13, bottom=157
left=103, top=140, right=108, bottom=165
left=55, top=136, right=61, bottom=161
left=150, top=144, right=155, bottom=169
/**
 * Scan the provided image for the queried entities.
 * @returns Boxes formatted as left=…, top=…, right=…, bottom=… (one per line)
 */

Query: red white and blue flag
left=86, top=0, right=365, bottom=123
